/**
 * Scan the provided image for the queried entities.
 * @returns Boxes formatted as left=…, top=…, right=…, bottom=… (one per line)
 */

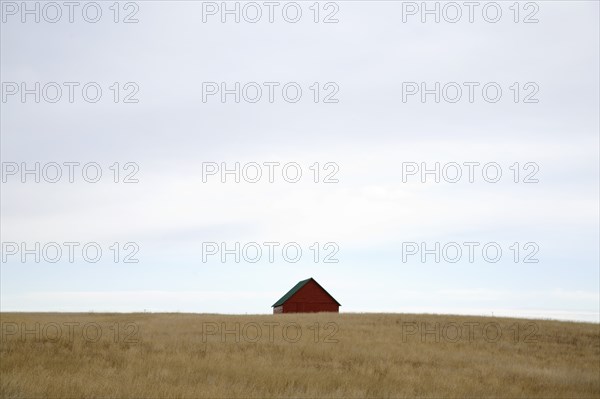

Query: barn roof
left=272, top=277, right=341, bottom=307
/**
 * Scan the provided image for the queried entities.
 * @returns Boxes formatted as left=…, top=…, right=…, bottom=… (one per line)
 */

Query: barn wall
left=283, top=302, right=338, bottom=313
left=281, top=280, right=339, bottom=313
left=273, top=306, right=283, bottom=314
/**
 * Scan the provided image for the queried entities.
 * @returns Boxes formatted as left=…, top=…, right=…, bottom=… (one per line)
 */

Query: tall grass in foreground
left=1, top=312, right=598, bottom=398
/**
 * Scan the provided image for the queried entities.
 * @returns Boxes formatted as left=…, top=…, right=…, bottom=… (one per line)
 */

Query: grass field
left=1, top=312, right=599, bottom=398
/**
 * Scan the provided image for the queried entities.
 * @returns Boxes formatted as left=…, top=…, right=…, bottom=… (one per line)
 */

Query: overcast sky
left=1, top=1, right=598, bottom=322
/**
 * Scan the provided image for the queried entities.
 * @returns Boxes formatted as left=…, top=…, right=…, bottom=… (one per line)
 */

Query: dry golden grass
left=1, top=312, right=599, bottom=398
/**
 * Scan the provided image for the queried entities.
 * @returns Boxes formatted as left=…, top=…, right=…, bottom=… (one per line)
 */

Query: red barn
left=272, top=278, right=341, bottom=314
